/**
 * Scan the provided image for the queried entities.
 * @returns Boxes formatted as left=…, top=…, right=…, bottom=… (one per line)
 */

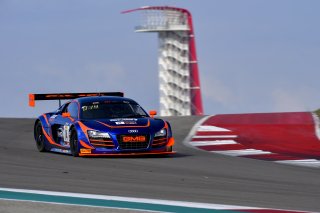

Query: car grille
left=117, top=134, right=150, bottom=150
left=152, top=136, right=167, bottom=148
left=90, top=139, right=114, bottom=149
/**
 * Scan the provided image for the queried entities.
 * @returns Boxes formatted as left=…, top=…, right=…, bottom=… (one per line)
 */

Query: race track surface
left=0, top=117, right=320, bottom=212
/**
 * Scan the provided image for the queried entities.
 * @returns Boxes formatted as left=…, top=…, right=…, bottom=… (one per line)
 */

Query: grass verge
left=315, top=109, right=320, bottom=118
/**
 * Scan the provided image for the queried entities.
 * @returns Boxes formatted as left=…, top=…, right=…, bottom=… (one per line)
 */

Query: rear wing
left=29, top=92, right=124, bottom=107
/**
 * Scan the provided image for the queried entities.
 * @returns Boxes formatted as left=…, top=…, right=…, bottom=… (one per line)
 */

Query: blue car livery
left=29, top=92, right=175, bottom=157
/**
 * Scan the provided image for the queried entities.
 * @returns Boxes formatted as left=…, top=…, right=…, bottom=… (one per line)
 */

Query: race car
left=29, top=92, right=175, bottom=157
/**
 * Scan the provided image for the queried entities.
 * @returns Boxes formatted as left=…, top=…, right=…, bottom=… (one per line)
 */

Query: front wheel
left=34, top=122, right=46, bottom=152
left=70, top=129, right=79, bottom=157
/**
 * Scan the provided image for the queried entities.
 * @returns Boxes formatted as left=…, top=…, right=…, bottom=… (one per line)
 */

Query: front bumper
left=79, top=150, right=176, bottom=157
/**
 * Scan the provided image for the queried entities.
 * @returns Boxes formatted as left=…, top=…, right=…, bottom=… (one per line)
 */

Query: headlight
left=87, top=130, right=111, bottom=139
left=155, top=129, right=167, bottom=137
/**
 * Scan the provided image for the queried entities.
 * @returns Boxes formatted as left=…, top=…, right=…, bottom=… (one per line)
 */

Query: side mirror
left=62, top=112, right=71, bottom=118
left=149, top=110, right=157, bottom=118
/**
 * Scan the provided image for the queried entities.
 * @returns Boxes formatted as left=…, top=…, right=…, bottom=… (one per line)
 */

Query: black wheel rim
left=36, top=124, right=43, bottom=147
left=71, top=132, right=78, bottom=155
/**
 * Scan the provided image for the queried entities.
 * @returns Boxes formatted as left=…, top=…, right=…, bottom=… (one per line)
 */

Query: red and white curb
left=186, top=116, right=320, bottom=168
left=312, top=113, right=320, bottom=141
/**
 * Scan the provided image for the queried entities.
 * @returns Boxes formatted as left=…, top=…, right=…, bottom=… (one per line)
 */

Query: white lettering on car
left=63, top=123, right=70, bottom=142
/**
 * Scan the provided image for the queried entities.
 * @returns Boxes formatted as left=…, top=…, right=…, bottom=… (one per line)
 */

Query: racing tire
left=70, top=129, right=79, bottom=157
left=166, top=146, right=173, bottom=152
left=35, top=122, right=46, bottom=152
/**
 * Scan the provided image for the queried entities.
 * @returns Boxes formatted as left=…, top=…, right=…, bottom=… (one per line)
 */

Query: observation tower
left=123, top=6, right=203, bottom=116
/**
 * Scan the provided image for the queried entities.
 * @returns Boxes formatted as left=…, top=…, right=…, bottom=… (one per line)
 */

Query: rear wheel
left=70, top=129, right=79, bottom=157
left=35, top=122, right=46, bottom=152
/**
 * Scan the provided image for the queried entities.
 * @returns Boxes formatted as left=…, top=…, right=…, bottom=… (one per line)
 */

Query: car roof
left=75, top=96, right=138, bottom=105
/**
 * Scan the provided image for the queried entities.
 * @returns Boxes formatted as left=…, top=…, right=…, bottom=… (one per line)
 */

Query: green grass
left=315, top=109, right=320, bottom=118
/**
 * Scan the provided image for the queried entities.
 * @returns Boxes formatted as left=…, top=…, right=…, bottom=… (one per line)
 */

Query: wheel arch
left=165, top=120, right=173, bottom=138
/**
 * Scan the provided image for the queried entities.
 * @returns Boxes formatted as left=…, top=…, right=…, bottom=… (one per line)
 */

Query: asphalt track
left=0, top=117, right=320, bottom=212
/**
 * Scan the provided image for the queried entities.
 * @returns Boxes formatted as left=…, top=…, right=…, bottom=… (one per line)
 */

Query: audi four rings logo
left=128, top=129, right=138, bottom=133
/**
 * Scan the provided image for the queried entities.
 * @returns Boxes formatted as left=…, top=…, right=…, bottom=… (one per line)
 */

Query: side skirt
left=50, top=148, right=71, bottom=155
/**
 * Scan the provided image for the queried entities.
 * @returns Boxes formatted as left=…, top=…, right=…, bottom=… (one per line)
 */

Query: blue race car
left=29, top=92, right=175, bottom=157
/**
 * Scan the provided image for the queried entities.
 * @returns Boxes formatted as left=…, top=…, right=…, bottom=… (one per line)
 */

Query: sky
left=0, top=0, right=319, bottom=118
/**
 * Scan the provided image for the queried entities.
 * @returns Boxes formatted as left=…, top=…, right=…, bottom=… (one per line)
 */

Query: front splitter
left=79, top=151, right=176, bottom=157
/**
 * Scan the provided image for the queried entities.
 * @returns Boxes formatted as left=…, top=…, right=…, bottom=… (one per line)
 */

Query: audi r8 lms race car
left=29, top=92, right=175, bottom=157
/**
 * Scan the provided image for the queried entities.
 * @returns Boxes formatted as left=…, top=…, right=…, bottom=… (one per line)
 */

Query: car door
left=50, top=101, right=80, bottom=147
left=49, top=102, right=75, bottom=147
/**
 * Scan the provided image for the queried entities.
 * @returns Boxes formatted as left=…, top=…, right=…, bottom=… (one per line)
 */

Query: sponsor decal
left=110, top=118, right=138, bottom=121
left=63, top=123, right=71, bottom=142
left=115, top=121, right=125, bottom=125
left=80, top=149, right=92, bottom=154
left=82, top=105, right=99, bottom=112
left=112, top=118, right=138, bottom=125
left=124, top=121, right=137, bottom=125
left=122, top=136, right=146, bottom=143
left=49, top=115, right=57, bottom=121
left=128, top=129, right=139, bottom=133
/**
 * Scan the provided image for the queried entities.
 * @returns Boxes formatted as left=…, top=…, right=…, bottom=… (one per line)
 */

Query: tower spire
left=123, top=6, right=203, bottom=116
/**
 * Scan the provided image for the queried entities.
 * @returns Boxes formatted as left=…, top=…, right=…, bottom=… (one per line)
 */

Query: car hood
left=80, top=117, right=165, bottom=134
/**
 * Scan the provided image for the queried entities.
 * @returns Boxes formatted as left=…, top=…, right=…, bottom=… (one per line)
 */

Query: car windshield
left=80, top=101, right=148, bottom=120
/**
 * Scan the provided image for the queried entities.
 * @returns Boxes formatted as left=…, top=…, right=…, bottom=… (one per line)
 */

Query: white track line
left=276, top=159, right=320, bottom=168
left=193, top=135, right=238, bottom=139
left=190, top=140, right=238, bottom=146
left=182, top=116, right=211, bottom=148
left=197, top=125, right=231, bottom=132
left=311, top=113, right=320, bottom=141
left=212, top=149, right=272, bottom=156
